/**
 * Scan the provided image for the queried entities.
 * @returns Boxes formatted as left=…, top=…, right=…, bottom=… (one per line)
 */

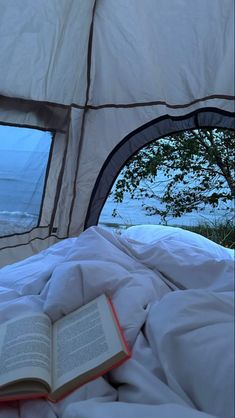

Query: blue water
left=99, top=193, right=232, bottom=228
left=0, top=126, right=52, bottom=234
left=0, top=126, right=52, bottom=215
left=99, top=175, right=233, bottom=228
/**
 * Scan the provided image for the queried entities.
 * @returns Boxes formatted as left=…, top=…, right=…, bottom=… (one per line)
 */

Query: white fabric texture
left=0, top=0, right=95, bottom=104
left=1, top=0, right=233, bottom=105
left=91, top=0, right=234, bottom=105
left=0, top=226, right=234, bottom=418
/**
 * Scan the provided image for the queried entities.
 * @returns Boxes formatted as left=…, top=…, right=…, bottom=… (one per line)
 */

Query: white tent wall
left=0, top=0, right=95, bottom=266
left=60, top=0, right=235, bottom=235
left=0, top=0, right=234, bottom=267
left=0, top=0, right=95, bottom=104
left=51, top=107, right=85, bottom=237
left=90, top=0, right=234, bottom=105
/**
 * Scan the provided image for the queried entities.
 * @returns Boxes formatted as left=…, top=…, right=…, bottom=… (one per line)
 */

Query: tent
left=0, top=0, right=234, bottom=267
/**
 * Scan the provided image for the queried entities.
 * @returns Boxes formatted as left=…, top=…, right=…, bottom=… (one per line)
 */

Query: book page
left=52, top=295, right=123, bottom=391
left=0, top=313, right=52, bottom=388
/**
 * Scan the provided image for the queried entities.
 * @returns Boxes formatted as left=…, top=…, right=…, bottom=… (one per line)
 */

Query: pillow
left=121, top=225, right=234, bottom=291
left=121, top=225, right=233, bottom=259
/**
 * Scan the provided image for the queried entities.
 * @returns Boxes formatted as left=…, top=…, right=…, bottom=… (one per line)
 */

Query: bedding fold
left=0, top=226, right=233, bottom=418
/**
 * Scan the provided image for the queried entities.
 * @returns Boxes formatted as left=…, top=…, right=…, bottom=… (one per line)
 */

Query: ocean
left=99, top=190, right=231, bottom=230
left=99, top=169, right=232, bottom=230
left=0, top=170, right=232, bottom=236
left=0, top=162, right=50, bottom=235
left=0, top=125, right=52, bottom=235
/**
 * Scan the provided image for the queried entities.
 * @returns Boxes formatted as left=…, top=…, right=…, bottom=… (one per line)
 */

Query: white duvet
left=0, top=226, right=234, bottom=418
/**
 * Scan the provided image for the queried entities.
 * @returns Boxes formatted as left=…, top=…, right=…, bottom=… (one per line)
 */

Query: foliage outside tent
left=110, top=128, right=235, bottom=247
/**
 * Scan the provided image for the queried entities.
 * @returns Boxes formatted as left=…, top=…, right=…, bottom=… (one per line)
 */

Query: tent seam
left=66, top=0, right=98, bottom=235
left=1, top=94, right=234, bottom=111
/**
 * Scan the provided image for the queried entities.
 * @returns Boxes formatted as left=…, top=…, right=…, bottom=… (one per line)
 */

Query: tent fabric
left=0, top=0, right=234, bottom=266
left=0, top=0, right=95, bottom=104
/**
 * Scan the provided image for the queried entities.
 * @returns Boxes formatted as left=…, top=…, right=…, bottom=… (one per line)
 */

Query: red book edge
left=0, top=393, right=48, bottom=402
left=0, top=295, right=131, bottom=404
left=50, top=295, right=132, bottom=402
left=107, top=296, right=131, bottom=357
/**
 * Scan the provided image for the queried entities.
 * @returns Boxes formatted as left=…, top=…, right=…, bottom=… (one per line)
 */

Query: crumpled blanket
left=0, top=226, right=234, bottom=418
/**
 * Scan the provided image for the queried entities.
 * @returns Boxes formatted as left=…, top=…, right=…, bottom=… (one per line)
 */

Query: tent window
left=0, top=125, right=52, bottom=237
left=85, top=110, right=235, bottom=231
left=98, top=127, right=234, bottom=248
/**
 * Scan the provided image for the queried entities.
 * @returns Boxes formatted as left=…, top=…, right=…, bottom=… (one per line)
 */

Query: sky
left=0, top=125, right=52, bottom=151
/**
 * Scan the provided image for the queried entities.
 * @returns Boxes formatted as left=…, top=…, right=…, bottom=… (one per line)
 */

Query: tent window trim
left=84, top=107, right=235, bottom=229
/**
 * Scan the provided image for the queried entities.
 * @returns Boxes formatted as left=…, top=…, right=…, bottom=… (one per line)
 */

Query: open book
left=0, top=294, right=130, bottom=402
